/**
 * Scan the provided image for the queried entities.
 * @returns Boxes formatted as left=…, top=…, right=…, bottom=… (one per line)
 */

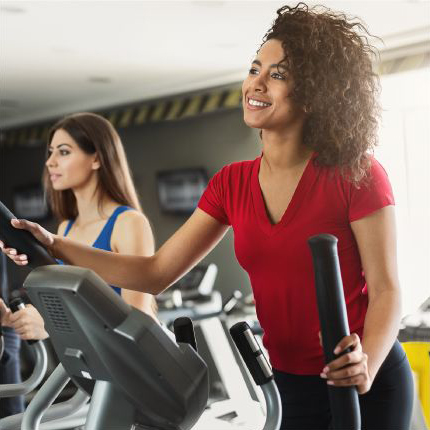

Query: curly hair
left=262, top=2, right=381, bottom=184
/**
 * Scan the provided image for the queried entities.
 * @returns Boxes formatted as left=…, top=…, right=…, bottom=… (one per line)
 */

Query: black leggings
left=273, top=341, right=414, bottom=430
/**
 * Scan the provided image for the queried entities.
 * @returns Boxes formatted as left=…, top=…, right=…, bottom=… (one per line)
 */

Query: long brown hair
left=263, top=3, right=381, bottom=184
left=44, top=112, right=142, bottom=220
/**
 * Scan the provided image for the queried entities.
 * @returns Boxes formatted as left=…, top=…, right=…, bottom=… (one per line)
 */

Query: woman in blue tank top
left=0, top=112, right=157, bottom=340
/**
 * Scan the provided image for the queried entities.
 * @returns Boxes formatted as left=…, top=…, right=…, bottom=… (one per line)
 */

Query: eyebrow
left=252, top=59, right=283, bottom=69
left=48, top=143, right=72, bottom=150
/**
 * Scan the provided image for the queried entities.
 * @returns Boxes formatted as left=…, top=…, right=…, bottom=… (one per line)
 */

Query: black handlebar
left=0, top=201, right=57, bottom=269
left=173, top=317, right=198, bottom=352
left=308, top=233, right=361, bottom=430
left=229, top=321, right=273, bottom=386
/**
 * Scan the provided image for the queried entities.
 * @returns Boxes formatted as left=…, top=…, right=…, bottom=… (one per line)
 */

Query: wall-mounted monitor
left=156, top=168, right=208, bottom=215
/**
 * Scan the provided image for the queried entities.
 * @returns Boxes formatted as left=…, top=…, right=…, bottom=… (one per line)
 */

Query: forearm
left=361, top=289, right=401, bottom=381
left=53, top=235, right=163, bottom=294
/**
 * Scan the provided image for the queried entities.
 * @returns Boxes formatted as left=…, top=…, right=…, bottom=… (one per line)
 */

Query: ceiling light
left=0, top=5, right=25, bottom=14
left=88, top=77, right=111, bottom=84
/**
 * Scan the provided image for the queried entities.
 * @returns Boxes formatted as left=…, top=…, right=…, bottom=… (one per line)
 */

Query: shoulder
left=115, top=209, right=152, bottom=233
left=57, top=220, right=69, bottom=235
left=210, top=158, right=257, bottom=184
left=111, top=208, right=154, bottom=254
left=220, top=159, right=256, bottom=175
left=327, top=156, right=390, bottom=188
left=367, top=156, right=390, bottom=181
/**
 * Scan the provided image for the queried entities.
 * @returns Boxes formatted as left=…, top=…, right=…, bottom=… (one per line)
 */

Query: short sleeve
left=349, top=158, right=395, bottom=222
left=198, top=168, right=231, bottom=225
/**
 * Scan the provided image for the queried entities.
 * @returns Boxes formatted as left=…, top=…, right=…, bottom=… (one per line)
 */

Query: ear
left=91, top=154, right=101, bottom=170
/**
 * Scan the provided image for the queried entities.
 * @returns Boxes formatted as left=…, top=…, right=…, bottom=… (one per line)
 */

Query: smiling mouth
left=247, top=97, right=272, bottom=108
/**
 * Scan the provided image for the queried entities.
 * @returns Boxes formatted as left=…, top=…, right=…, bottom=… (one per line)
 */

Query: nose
left=250, top=72, right=267, bottom=93
left=45, top=151, right=57, bottom=167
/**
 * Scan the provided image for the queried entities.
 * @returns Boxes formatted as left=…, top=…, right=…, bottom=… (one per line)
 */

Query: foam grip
left=9, top=298, right=37, bottom=345
left=229, top=321, right=272, bottom=386
left=308, top=233, right=360, bottom=430
left=173, top=317, right=197, bottom=351
left=0, top=200, right=57, bottom=268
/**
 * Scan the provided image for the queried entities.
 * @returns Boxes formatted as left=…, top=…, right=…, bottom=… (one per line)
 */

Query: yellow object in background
left=403, top=342, right=430, bottom=428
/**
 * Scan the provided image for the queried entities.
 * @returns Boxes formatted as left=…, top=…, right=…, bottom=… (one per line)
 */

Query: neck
left=72, top=176, right=115, bottom=225
left=260, top=127, right=312, bottom=173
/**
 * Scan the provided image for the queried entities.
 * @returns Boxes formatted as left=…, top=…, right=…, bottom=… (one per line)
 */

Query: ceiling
left=1, top=0, right=429, bottom=129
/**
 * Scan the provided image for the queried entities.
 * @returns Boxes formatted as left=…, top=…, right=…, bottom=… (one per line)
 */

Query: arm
left=111, top=211, right=157, bottom=317
left=353, top=205, right=401, bottom=379
left=321, top=206, right=401, bottom=393
left=1, top=209, right=230, bottom=295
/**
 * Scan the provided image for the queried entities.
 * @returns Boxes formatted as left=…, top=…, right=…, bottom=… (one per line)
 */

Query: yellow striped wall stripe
left=165, top=99, right=184, bottom=121
left=118, top=108, right=134, bottom=128
left=134, top=105, right=149, bottom=125
left=202, top=92, right=222, bottom=113
left=149, top=102, right=167, bottom=122
left=182, top=95, right=203, bottom=118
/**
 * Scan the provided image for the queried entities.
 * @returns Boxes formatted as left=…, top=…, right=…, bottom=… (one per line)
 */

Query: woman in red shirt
left=1, top=4, right=414, bottom=429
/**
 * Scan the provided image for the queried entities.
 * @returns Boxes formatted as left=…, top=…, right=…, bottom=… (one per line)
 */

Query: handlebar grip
left=308, top=233, right=360, bottom=430
left=9, top=298, right=38, bottom=345
left=173, top=317, right=197, bottom=352
left=0, top=200, right=57, bottom=269
left=229, top=321, right=272, bottom=386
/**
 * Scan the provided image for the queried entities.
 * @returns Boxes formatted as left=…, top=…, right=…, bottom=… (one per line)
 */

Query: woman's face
left=242, top=38, right=305, bottom=132
left=46, top=129, right=99, bottom=191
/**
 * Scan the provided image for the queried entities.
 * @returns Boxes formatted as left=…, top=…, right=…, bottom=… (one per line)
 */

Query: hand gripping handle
left=0, top=200, right=57, bottom=268
left=9, top=298, right=38, bottom=345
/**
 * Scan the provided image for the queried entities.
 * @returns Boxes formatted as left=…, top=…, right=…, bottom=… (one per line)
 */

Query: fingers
left=11, top=218, right=24, bottom=228
left=10, top=218, right=35, bottom=230
left=0, top=299, right=12, bottom=325
left=9, top=306, right=48, bottom=340
left=0, top=239, right=29, bottom=265
left=321, top=351, right=368, bottom=380
left=5, top=250, right=28, bottom=265
left=9, top=314, right=38, bottom=340
left=333, top=333, right=361, bottom=355
left=320, top=333, right=371, bottom=393
left=12, top=219, right=54, bottom=247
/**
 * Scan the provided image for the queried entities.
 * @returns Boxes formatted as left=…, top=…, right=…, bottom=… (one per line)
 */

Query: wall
left=0, top=107, right=261, bottom=299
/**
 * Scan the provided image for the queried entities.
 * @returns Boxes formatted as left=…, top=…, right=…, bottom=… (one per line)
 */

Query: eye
left=271, top=72, right=286, bottom=80
left=249, top=67, right=259, bottom=75
left=59, top=149, right=70, bottom=156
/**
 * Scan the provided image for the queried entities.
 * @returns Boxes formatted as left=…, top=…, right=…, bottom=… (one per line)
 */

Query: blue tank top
left=61, top=206, right=132, bottom=295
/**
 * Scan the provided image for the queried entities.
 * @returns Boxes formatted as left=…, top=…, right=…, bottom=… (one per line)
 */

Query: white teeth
left=249, top=98, right=271, bottom=107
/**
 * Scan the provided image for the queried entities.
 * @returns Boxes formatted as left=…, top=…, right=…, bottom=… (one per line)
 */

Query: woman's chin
left=243, top=116, right=265, bottom=130
left=51, top=183, right=67, bottom=191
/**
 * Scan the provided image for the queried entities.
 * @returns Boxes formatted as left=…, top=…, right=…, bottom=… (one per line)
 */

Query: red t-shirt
left=198, top=153, right=394, bottom=374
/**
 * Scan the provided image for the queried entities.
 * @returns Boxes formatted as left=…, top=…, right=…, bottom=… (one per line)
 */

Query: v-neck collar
left=251, top=152, right=318, bottom=236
